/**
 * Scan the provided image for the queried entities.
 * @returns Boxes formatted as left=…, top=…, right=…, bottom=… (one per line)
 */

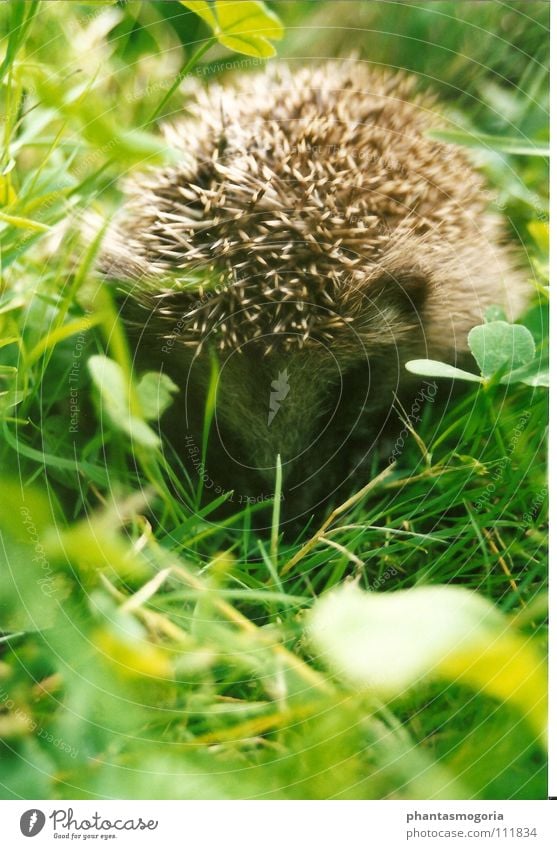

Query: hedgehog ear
left=377, top=267, right=430, bottom=311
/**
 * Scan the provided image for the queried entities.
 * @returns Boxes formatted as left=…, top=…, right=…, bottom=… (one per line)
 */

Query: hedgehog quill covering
left=100, top=61, right=527, bottom=517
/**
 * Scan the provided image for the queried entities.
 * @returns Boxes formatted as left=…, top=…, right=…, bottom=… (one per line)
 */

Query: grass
left=0, top=1, right=549, bottom=800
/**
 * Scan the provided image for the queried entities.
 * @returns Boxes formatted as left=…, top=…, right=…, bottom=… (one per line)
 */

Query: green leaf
left=0, top=209, right=49, bottom=232
left=468, top=321, right=535, bottom=378
left=136, top=372, right=179, bottom=421
left=88, top=355, right=160, bottom=449
left=181, top=0, right=284, bottom=58
left=215, top=1, right=284, bottom=40
left=308, top=584, right=547, bottom=741
left=217, top=32, right=276, bottom=58
left=180, top=1, right=216, bottom=29
left=405, top=359, right=483, bottom=383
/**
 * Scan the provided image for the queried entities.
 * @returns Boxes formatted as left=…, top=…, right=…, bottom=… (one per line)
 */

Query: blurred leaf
left=93, top=625, right=173, bottom=679
left=429, top=129, right=549, bottom=157
left=136, top=372, right=179, bottom=421
left=0, top=210, right=49, bottom=232
left=180, top=1, right=216, bottom=29
left=26, top=316, right=100, bottom=367
left=0, top=337, right=18, bottom=350
left=45, top=514, right=151, bottom=583
left=501, top=364, right=549, bottom=387
left=0, top=538, right=65, bottom=631
left=484, top=305, right=507, bottom=322
left=528, top=220, right=549, bottom=253
left=0, top=175, right=17, bottom=205
left=0, top=481, right=67, bottom=631
left=88, top=355, right=160, bottom=449
left=308, top=584, right=547, bottom=741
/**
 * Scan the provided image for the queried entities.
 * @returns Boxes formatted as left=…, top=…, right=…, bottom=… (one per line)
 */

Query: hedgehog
left=100, top=61, right=527, bottom=519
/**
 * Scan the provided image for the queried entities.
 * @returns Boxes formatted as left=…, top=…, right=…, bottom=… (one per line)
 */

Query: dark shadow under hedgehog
left=99, top=61, right=528, bottom=521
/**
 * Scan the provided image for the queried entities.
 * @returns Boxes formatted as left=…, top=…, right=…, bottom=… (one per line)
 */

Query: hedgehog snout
left=208, top=346, right=339, bottom=484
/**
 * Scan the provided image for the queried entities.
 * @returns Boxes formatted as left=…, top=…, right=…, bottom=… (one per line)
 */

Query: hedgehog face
left=100, top=62, right=527, bottom=518
left=121, top=258, right=433, bottom=514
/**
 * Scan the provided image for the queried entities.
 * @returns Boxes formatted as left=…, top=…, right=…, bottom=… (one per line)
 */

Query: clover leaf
left=88, top=356, right=178, bottom=449
left=468, top=320, right=535, bottom=378
left=406, top=313, right=545, bottom=387
left=181, top=1, right=284, bottom=58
